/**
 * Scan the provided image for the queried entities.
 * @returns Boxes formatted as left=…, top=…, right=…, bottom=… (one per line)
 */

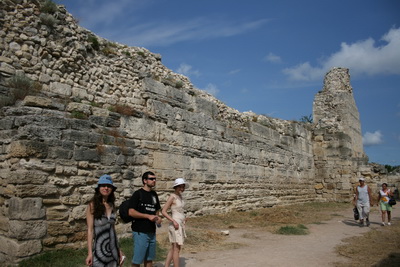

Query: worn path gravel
left=154, top=208, right=395, bottom=267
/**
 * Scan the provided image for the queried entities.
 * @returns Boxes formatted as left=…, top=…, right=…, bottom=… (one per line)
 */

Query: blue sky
left=55, top=0, right=400, bottom=166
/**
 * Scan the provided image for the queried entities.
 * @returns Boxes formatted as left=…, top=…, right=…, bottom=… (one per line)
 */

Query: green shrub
left=90, top=101, right=101, bottom=107
left=88, top=35, right=100, bottom=51
left=299, top=114, right=313, bottom=123
left=7, top=74, right=33, bottom=100
left=277, top=224, right=309, bottom=235
left=19, top=248, right=86, bottom=267
left=137, top=51, right=146, bottom=57
left=71, top=110, right=88, bottom=119
left=40, top=0, right=58, bottom=14
left=175, top=80, right=183, bottom=88
left=102, top=46, right=116, bottom=56
left=39, top=13, right=57, bottom=30
left=0, top=95, right=14, bottom=108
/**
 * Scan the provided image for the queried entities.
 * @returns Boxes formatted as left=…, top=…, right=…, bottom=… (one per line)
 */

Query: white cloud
left=363, top=131, right=384, bottom=146
left=283, top=27, right=400, bottom=81
left=112, top=18, right=269, bottom=47
left=228, top=69, right=241, bottom=75
left=69, top=0, right=140, bottom=29
left=176, top=63, right=200, bottom=77
left=202, top=83, right=219, bottom=96
left=265, top=52, right=282, bottom=63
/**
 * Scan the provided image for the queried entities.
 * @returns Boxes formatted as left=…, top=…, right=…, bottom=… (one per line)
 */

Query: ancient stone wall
left=0, top=0, right=398, bottom=264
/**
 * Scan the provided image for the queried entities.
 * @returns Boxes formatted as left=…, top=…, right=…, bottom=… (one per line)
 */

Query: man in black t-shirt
left=128, top=171, right=161, bottom=267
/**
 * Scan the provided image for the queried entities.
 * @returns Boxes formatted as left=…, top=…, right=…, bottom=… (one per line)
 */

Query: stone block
left=22, top=95, right=64, bottom=110
left=49, top=82, right=72, bottom=96
left=0, top=236, right=42, bottom=257
left=69, top=176, right=88, bottom=186
left=46, top=205, right=69, bottom=221
left=66, top=102, right=92, bottom=115
left=0, top=117, right=14, bottom=130
left=48, top=147, right=74, bottom=159
left=19, top=158, right=56, bottom=172
left=62, top=129, right=91, bottom=142
left=314, top=183, right=324, bottom=190
left=16, top=184, right=58, bottom=197
left=72, top=86, right=94, bottom=102
left=74, top=149, right=100, bottom=162
left=0, top=216, right=9, bottom=232
left=9, top=220, right=47, bottom=240
left=92, top=107, right=110, bottom=117
left=68, top=231, right=86, bottom=242
left=42, top=235, right=68, bottom=246
left=8, top=140, right=48, bottom=158
left=5, top=170, right=48, bottom=185
left=67, top=119, right=93, bottom=130
left=8, top=197, right=45, bottom=220
left=47, top=221, right=74, bottom=236
left=61, top=194, right=81, bottom=205
left=70, top=205, right=87, bottom=221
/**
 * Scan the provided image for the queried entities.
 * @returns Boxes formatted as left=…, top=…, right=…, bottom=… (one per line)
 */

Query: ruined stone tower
left=313, top=68, right=368, bottom=201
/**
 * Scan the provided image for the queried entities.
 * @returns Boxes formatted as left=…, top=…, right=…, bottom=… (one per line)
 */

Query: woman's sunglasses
left=99, top=184, right=113, bottom=188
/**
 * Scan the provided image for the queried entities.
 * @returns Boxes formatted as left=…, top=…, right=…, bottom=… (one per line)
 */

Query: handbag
left=388, top=198, right=396, bottom=206
left=353, top=207, right=359, bottom=220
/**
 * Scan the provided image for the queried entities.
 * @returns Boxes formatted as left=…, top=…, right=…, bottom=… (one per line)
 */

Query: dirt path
left=155, top=208, right=389, bottom=267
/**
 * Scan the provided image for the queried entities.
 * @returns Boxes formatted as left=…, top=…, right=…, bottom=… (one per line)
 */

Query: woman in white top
left=162, top=178, right=189, bottom=267
left=377, top=183, right=394, bottom=226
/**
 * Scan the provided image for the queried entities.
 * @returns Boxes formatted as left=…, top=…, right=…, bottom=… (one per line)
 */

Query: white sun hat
left=173, top=178, right=189, bottom=189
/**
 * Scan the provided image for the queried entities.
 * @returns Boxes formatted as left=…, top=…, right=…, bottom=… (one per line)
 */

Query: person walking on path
left=86, top=174, right=124, bottom=267
left=162, top=178, right=189, bottom=267
left=128, top=171, right=162, bottom=267
left=355, top=177, right=373, bottom=227
left=377, top=182, right=394, bottom=226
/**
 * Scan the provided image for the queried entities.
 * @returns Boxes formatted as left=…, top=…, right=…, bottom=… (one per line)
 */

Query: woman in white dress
left=162, top=178, right=189, bottom=267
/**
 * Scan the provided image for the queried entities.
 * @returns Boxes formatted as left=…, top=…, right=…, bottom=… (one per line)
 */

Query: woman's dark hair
left=382, top=183, right=388, bottom=187
left=90, top=187, right=116, bottom=219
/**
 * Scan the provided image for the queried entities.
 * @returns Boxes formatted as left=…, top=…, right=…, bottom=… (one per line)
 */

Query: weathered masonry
left=0, top=1, right=398, bottom=264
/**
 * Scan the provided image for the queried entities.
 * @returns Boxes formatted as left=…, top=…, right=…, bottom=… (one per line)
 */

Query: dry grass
left=187, top=202, right=348, bottom=233
left=158, top=228, right=244, bottom=254
left=157, top=202, right=349, bottom=255
left=162, top=202, right=400, bottom=266
left=334, top=219, right=400, bottom=267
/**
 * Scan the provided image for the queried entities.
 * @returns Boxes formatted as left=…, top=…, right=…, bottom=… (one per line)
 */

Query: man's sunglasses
left=146, top=178, right=156, bottom=181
